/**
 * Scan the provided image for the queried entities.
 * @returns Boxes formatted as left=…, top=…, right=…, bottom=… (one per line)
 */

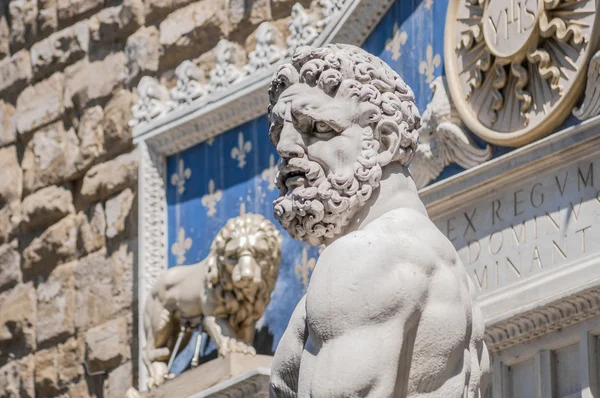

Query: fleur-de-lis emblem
left=170, top=159, right=192, bottom=195
left=295, top=248, right=317, bottom=290
left=424, top=0, right=433, bottom=9
left=261, top=154, right=277, bottom=191
left=231, top=132, right=252, bottom=168
left=171, top=227, right=192, bottom=265
left=419, top=45, right=441, bottom=84
left=385, top=23, right=408, bottom=61
left=201, top=179, right=223, bottom=217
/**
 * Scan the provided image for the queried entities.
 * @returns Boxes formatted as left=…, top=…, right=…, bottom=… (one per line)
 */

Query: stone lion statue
left=142, top=213, right=282, bottom=388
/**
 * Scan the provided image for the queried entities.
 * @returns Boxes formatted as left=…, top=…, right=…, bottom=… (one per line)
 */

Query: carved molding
left=208, top=40, right=243, bottom=93
left=286, top=3, right=320, bottom=55
left=411, top=76, right=492, bottom=189
left=130, top=0, right=387, bottom=150
left=574, top=50, right=600, bottom=121
left=139, top=141, right=167, bottom=293
left=171, top=61, right=207, bottom=108
left=130, top=77, right=174, bottom=127
left=485, top=286, right=600, bottom=353
left=445, top=0, right=600, bottom=147
left=244, top=22, right=286, bottom=75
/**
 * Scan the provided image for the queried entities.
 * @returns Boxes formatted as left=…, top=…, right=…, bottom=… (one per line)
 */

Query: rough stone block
left=0, top=50, right=32, bottom=94
left=124, top=26, right=159, bottom=84
left=76, top=105, right=105, bottom=173
left=109, top=240, right=135, bottom=315
left=0, top=146, right=23, bottom=207
left=36, top=261, right=75, bottom=344
left=103, top=361, right=132, bottom=398
left=22, top=213, right=79, bottom=274
left=0, top=243, right=22, bottom=292
left=90, top=0, right=145, bottom=43
left=0, top=101, right=16, bottom=147
left=0, top=283, right=36, bottom=356
left=0, top=354, right=34, bottom=398
left=57, top=0, right=103, bottom=23
left=21, top=185, right=75, bottom=232
left=37, top=0, right=58, bottom=37
left=0, top=203, right=21, bottom=246
left=9, top=0, right=38, bottom=51
left=103, top=89, right=135, bottom=154
left=84, top=317, right=129, bottom=372
left=22, top=121, right=80, bottom=194
left=105, top=189, right=134, bottom=239
left=228, top=0, right=271, bottom=38
left=79, top=203, right=106, bottom=255
left=79, top=150, right=138, bottom=203
left=74, top=250, right=112, bottom=330
left=57, top=337, right=84, bottom=384
left=63, top=51, right=125, bottom=111
left=34, top=346, right=59, bottom=396
left=30, top=21, right=89, bottom=77
left=33, top=337, right=83, bottom=396
left=158, top=0, right=227, bottom=68
left=15, top=72, right=64, bottom=134
left=67, top=380, right=91, bottom=398
left=0, top=7, right=9, bottom=59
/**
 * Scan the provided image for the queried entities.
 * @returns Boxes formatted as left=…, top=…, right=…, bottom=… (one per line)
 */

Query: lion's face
left=210, top=214, right=282, bottom=306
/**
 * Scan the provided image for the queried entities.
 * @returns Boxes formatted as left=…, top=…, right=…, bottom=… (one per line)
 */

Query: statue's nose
left=233, top=253, right=260, bottom=283
left=277, top=122, right=304, bottom=159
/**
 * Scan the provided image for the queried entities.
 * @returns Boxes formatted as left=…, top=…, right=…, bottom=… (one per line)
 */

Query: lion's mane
left=206, top=213, right=282, bottom=331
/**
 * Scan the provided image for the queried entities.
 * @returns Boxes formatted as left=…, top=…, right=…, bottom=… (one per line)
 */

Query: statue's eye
left=314, top=121, right=333, bottom=134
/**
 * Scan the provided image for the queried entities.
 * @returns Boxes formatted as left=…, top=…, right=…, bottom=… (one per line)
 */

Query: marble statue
left=267, top=44, right=490, bottom=397
left=143, top=213, right=282, bottom=389
left=411, top=76, right=492, bottom=190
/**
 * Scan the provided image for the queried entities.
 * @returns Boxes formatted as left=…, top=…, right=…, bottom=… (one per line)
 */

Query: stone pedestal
left=144, top=354, right=272, bottom=398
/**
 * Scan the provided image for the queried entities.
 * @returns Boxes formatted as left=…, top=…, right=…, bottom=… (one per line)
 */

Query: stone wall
left=0, top=0, right=305, bottom=396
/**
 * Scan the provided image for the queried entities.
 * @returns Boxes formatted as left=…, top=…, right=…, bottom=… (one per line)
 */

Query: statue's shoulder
left=364, top=207, right=458, bottom=266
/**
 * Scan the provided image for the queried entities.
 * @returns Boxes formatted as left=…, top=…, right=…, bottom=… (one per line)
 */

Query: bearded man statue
left=267, top=44, right=490, bottom=398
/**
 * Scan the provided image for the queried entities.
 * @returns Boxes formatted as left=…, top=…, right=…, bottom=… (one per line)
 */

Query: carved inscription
left=436, top=159, right=600, bottom=293
left=483, top=0, right=539, bottom=58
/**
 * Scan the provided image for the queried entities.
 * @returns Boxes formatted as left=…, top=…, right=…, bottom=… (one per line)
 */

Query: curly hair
left=268, top=43, right=421, bottom=166
left=206, top=213, right=282, bottom=329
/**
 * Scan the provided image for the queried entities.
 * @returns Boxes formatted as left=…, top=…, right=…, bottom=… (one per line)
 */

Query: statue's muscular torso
left=271, top=208, right=489, bottom=397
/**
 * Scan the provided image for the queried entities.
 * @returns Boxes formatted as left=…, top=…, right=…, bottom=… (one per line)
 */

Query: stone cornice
left=132, top=0, right=394, bottom=155
left=420, top=115, right=600, bottom=220
left=485, top=285, right=600, bottom=353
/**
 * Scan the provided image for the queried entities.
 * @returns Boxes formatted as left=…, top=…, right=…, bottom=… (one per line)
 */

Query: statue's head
left=268, top=44, right=420, bottom=246
left=208, top=213, right=282, bottom=310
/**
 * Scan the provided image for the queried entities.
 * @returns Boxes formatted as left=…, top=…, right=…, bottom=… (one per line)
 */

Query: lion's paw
left=218, top=337, right=256, bottom=357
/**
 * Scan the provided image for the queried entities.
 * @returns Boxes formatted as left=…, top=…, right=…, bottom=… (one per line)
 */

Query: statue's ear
left=375, top=119, right=400, bottom=166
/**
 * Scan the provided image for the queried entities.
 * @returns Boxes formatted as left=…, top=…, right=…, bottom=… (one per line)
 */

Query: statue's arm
left=270, top=295, right=307, bottom=398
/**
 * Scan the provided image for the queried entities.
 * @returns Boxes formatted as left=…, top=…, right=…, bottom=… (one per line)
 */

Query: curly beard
left=273, top=147, right=381, bottom=246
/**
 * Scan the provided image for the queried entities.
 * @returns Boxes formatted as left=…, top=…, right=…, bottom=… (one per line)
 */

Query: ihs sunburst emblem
left=445, top=0, right=600, bottom=147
